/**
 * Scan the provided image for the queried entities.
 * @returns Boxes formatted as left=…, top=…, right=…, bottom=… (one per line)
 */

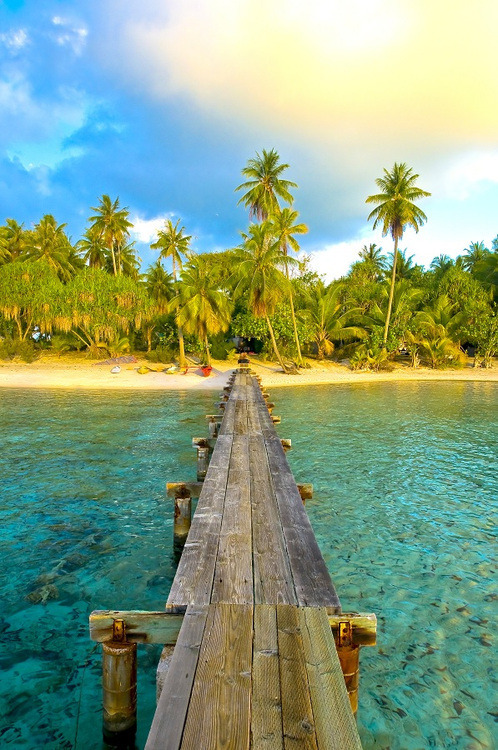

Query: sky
left=1, top=0, right=497, bottom=280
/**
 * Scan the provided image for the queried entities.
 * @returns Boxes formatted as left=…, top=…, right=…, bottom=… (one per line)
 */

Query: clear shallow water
left=0, top=383, right=496, bottom=749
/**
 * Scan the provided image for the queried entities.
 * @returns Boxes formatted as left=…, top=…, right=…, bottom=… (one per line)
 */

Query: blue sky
left=1, top=0, right=497, bottom=279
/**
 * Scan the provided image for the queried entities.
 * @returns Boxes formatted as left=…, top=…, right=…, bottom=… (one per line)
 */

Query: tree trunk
left=204, top=335, right=211, bottom=367
left=265, top=315, right=288, bottom=373
left=284, top=257, right=303, bottom=365
left=383, top=235, right=399, bottom=345
left=110, top=242, right=117, bottom=276
left=172, top=258, right=187, bottom=368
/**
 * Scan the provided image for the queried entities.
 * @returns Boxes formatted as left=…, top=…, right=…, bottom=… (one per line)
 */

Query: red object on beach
left=201, top=365, right=212, bottom=377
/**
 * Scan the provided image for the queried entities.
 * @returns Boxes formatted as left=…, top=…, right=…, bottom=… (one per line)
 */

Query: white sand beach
left=0, top=356, right=496, bottom=391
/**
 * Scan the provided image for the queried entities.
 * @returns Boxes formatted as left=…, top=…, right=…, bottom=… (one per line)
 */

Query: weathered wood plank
left=249, top=433, right=297, bottom=606
left=89, top=610, right=183, bottom=644
left=166, top=434, right=233, bottom=608
left=277, top=604, right=318, bottom=750
left=180, top=604, right=253, bottom=750
left=145, top=605, right=209, bottom=750
left=264, top=433, right=341, bottom=611
left=328, top=613, right=377, bottom=647
left=211, top=434, right=253, bottom=604
left=300, top=607, right=362, bottom=750
left=251, top=605, right=283, bottom=750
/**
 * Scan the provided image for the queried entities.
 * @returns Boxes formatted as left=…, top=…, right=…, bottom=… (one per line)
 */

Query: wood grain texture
left=299, top=607, right=362, bottom=750
left=277, top=605, right=318, bottom=750
left=145, top=605, right=209, bottom=750
left=180, top=604, right=253, bottom=750
left=211, top=435, right=253, bottom=604
left=252, top=605, right=284, bottom=750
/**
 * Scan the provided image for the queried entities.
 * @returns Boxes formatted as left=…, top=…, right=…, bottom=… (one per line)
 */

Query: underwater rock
left=26, top=584, right=59, bottom=604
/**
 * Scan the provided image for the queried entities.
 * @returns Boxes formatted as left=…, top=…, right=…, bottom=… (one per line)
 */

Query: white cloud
left=0, top=29, right=29, bottom=51
left=51, top=16, right=88, bottom=55
left=441, top=151, right=498, bottom=201
left=130, top=215, right=174, bottom=244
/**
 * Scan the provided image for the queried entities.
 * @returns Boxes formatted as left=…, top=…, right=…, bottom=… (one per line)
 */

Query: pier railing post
left=195, top=442, right=210, bottom=481
left=102, top=620, right=137, bottom=746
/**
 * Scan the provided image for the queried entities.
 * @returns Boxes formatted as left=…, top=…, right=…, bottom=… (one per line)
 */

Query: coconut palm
left=150, top=219, right=192, bottom=367
left=359, top=243, right=388, bottom=273
left=77, top=228, right=108, bottom=269
left=234, top=221, right=295, bottom=373
left=412, top=295, right=465, bottom=368
left=88, top=195, right=132, bottom=276
left=388, top=249, right=418, bottom=280
left=176, top=256, right=232, bottom=366
left=23, top=215, right=76, bottom=281
left=430, top=254, right=454, bottom=275
left=305, top=281, right=366, bottom=358
left=235, top=148, right=297, bottom=220
left=0, top=219, right=28, bottom=263
left=143, top=260, right=174, bottom=351
left=461, top=241, right=490, bottom=273
left=366, top=162, right=430, bottom=344
left=270, top=207, right=308, bottom=365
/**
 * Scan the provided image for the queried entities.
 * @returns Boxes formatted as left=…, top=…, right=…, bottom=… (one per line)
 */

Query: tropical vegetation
left=0, top=155, right=496, bottom=369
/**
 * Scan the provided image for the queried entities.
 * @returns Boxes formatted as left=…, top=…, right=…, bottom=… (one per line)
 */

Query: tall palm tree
left=366, top=162, right=430, bottom=344
left=234, top=222, right=294, bottom=373
left=88, top=195, right=132, bottom=276
left=235, top=148, right=297, bottom=220
left=150, top=219, right=192, bottom=367
left=23, top=215, right=76, bottom=281
left=176, top=256, right=232, bottom=366
left=270, top=207, right=308, bottom=365
left=144, top=260, right=174, bottom=352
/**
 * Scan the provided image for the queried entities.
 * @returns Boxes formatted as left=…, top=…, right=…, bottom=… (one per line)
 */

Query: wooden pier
left=90, top=365, right=376, bottom=748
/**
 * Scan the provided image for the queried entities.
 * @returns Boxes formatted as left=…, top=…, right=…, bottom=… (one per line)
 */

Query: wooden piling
left=172, top=486, right=192, bottom=553
left=102, top=637, right=137, bottom=745
left=337, top=644, right=360, bottom=717
left=195, top=444, right=210, bottom=481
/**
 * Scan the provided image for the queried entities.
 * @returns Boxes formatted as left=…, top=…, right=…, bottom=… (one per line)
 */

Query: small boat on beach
left=110, top=366, right=121, bottom=374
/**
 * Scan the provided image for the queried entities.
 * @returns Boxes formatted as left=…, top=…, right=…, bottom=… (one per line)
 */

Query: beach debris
left=137, top=366, right=150, bottom=374
left=94, top=355, right=137, bottom=366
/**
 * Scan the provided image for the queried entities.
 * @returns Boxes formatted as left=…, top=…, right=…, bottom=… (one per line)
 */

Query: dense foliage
left=0, top=158, right=496, bottom=367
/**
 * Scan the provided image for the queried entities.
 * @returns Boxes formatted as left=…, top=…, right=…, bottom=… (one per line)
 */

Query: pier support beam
left=102, top=623, right=137, bottom=746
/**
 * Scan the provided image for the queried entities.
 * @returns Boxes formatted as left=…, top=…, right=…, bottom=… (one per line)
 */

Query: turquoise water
left=0, top=383, right=496, bottom=749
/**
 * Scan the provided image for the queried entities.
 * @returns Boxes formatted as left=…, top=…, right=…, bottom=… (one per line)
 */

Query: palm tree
left=150, top=219, right=192, bottom=367
left=235, top=148, right=297, bottom=220
left=23, top=215, right=76, bottom=281
left=305, top=281, right=366, bottom=358
left=270, top=207, right=308, bottom=365
left=88, top=195, right=132, bottom=276
left=430, top=254, right=454, bottom=275
left=0, top=219, right=28, bottom=263
left=358, top=243, right=388, bottom=273
left=77, top=228, right=108, bottom=269
left=143, top=260, right=174, bottom=352
left=176, top=256, right=232, bottom=366
left=234, top=222, right=294, bottom=373
left=461, top=241, right=490, bottom=272
left=388, top=249, right=418, bottom=279
left=366, top=162, right=430, bottom=344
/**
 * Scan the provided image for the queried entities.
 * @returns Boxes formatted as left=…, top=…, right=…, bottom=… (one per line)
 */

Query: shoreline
left=0, top=357, right=497, bottom=391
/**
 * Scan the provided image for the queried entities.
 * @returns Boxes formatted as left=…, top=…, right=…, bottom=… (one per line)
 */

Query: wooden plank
left=249, top=434, right=297, bottom=606
left=167, top=434, right=233, bottom=608
left=264, top=433, right=341, bottom=611
left=89, top=610, right=183, bottom=644
left=211, top=434, right=253, bottom=604
left=299, top=607, right=362, bottom=750
left=180, top=604, right=253, bottom=750
left=145, top=605, right=209, bottom=750
left=277, top=605, right=318, bottom=750
left=251, top=605, right=284, bottom=750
